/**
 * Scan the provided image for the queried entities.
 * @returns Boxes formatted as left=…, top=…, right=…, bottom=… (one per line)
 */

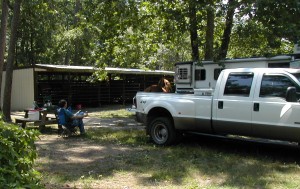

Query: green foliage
left=18, top=1, right=58, bottom=66
left=3, top=0, right=299, bottom=70
left=255, top=0, right=300, bottom=42
left=229, top=21, right=294, bottom=58
left=0, top=122, right=41, bottom=189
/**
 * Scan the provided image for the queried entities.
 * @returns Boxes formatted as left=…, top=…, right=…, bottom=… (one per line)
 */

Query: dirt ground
left=34, top=112, right=151, bottom=189
left=11, top=106, right=154, bottom=188
left=16, top=107, right=300, bottom=188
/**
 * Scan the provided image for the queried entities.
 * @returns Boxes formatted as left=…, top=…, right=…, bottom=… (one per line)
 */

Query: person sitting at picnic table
left=57, top=99, right=88, bottom=135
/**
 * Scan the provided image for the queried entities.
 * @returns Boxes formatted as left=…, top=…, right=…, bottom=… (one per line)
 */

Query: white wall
left=194, top=61, right=269, bottom=89
left=1, top=68, right=35, bottom=111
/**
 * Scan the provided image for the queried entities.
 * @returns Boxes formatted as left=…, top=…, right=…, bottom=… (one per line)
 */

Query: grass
left=38, top=130, right=300, bottom=188
left=83, top=130, right=300, bottom=189
left=35, top=107, right=300, bottom=189
left=87, top=128, right=147, bottom=145
left=86, top=104, right=135, bottom=118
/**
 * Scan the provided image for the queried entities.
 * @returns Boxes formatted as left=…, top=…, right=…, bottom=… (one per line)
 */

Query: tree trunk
left=65, top=48, right=70, bottom=65
left=0, top=0, right=9, bottom=111
left=218, top=0, right=236, bottom=60
left=204, top=3, right=215, bottom=61
left=188, top=0, right=199, bottom=62
left=73, top=0, right=81, bottom=65
left=3, top=0, right=22, bottom=122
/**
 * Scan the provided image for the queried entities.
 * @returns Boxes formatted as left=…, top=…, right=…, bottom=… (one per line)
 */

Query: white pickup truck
left=133, top=68, right=300, bottom=145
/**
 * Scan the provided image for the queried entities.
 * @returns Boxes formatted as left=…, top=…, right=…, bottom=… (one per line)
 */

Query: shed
left=1, top=64, right=174, bottom=111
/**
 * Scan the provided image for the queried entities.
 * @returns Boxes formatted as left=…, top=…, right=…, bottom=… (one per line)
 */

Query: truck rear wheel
left=149, top=117, right=177, bottom=145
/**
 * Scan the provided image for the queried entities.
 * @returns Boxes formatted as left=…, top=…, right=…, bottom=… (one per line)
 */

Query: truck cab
left=212, top=68, right=300, bottom=142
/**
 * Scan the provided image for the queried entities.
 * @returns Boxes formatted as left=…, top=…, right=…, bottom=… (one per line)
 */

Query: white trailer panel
left=1, top=68, right=34, bottom=111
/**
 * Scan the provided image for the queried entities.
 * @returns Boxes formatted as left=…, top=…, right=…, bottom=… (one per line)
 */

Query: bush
left=0, top=121, right=41, bottom=188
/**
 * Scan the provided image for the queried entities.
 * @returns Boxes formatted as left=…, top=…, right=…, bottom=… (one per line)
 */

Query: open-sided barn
left=1, top=64, right=174, bottom=111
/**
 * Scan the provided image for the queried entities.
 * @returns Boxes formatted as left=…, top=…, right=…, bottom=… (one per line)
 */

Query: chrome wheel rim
left=153, top=123, right=168, bottom=144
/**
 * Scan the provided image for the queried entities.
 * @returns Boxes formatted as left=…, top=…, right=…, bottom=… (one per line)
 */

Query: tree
left=188, top=0, right=200, bottom=61
left=255, top=0, right=300, bottom=45
left=0, top=0, right=9, bottom=111
left=3, top=0, right=22, bottom=122
left=1, top=0, right=298, bottom=76
left=73, top=0, right=82, bottom=65
left=227, top=0, right=299, bottom=58
left=218, top=0, right=237, bottom=60
left=204, top=1, right=215, bottom=60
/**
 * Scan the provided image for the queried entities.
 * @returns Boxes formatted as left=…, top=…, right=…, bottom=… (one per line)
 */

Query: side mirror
left=286, top=87, right=298, bottom=102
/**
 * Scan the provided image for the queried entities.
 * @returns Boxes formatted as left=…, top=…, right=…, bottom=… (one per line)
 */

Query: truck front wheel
left=149, top=117, right=177, bottom=145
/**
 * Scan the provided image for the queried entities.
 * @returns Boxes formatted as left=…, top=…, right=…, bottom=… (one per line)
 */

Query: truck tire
left=149, top=117, right=177, bottom=145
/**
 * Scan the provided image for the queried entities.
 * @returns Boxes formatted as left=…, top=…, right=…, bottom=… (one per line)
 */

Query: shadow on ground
left=34, top=121, right=300, bottom=188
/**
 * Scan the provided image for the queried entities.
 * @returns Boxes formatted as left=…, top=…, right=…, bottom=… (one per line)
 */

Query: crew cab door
left=252, top=73, right=300, bottom=141
left=212, top=71, right=256, bottom=135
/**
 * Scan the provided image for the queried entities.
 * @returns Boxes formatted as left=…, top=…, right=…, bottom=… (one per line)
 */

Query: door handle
left=253, top=103, right=259, bottom=111
left=218, top=101, right=223, bottom=109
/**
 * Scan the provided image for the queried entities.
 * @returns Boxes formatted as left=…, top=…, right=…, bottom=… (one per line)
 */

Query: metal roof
left=34, top=64, right=174, bottom=75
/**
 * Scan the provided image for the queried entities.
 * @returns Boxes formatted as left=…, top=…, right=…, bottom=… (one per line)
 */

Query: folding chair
left=55, top=110, right=78, bottom=137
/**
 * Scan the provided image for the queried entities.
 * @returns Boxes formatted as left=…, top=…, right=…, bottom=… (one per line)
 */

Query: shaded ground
left=12, top=106, right=149, bottom=188
left=36, top=134, right=145, bottom=189
left=34, top=114, right=148, bottom=189
left=11, top=106, right=300, bottom=188
left=34, top=125, right=300, bottom=189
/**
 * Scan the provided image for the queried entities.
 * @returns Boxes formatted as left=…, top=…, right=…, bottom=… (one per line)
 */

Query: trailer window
left=195, top=69, right=206, bottom=81
left=224, top=73, right=254, bottom=96
left=268, top=62, right=290, bottom=68
left=178, top=68, right=188, bottom=79
left=214, top=68, right=223, bottom=80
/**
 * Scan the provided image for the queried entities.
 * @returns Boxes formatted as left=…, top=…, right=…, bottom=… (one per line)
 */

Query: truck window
left=224, top=73, right=254, bottom=96
left=195, top=69, right=206, bottom=81
left=260, top=75, right=297, bottom=98
left=291, top=73, right=300, bottom=82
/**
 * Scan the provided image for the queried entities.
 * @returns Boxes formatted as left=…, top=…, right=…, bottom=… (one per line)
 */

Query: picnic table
left=15, top=108, right=57, bottom=130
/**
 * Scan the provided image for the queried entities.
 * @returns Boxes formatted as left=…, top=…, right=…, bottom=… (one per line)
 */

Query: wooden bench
left=15, top=109, right=58, bottom=129
left=15, top=117, right=58, bottom=129
left=15, top=118, right=41, bottom=128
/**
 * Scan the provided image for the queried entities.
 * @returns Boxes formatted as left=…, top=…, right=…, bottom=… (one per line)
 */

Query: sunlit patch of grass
left=79, top=175, right=95, bottom=189
left=40, top=173, right=73, bottom=189
left=88, top=107, right=135, bottom=118
left=98, top=110, right=134, bottom=118
left=87, top=127, right=148, bottom=145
